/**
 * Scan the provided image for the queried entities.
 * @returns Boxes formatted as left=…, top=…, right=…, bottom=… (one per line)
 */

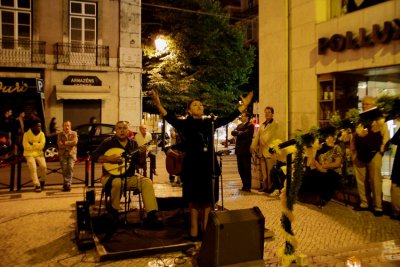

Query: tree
left=142, top=0, right=255, bottom=116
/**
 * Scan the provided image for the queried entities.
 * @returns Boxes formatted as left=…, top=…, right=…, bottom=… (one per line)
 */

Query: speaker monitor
left=197, top=207, right=265, bottom=267
left=75, top=201, right=94, bottom=250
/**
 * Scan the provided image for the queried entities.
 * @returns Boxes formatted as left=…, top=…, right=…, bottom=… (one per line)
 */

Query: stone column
left=119, top=0, right=142, bottom=128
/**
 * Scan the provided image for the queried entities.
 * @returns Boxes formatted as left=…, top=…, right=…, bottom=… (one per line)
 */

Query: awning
left=56, top=85, right=111, bottom=100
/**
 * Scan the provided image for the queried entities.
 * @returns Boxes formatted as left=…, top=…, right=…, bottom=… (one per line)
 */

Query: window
left=246, top=21, right=255, bottom=41
left=0, top=0, right=31, bottom=48
left=69, top=1, right=96, bottom=44
left=248, top=0, right=254, bottom=9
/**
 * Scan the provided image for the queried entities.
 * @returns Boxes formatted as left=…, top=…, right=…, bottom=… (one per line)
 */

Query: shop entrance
left=63, top=100, right=101, bottom=127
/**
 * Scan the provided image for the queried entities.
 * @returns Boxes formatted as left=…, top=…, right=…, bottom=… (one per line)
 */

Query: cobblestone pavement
left=0, top=153, right=399, bottom=266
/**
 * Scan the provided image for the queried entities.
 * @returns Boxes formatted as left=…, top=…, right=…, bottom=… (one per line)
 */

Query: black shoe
left=62, top=185, right=71, bottom=192
left=373, top=210, right=383, bottom=217
left=40, top=181, right=45, bottom=190
left=188, top=234, right=200, bottom=242
left=143, top=212, right=163, bottom=229
left=34, top=185, right=42, bottom=193
left=353, top=205, right=369, bottom=211
left=390, top=214, right=400, bottom=221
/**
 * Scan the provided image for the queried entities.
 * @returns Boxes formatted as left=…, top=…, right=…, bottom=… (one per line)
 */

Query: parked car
left=220, top=137, right=236, bottom=146
left=44, top=135, right=59, bottom=161
left=74, top=123, right=115, bottom=157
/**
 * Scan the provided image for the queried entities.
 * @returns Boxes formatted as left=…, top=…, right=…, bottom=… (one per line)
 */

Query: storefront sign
left=0, top=78, right=37, bottom=94
left=63, top=76, right=102, bottom=86
left=318, top=19, right=400, bottom=55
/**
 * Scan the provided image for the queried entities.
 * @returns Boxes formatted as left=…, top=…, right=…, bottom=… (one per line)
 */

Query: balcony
left=54, top=43, right=109, bottom=67
left=0, top=39, right=46, bottom=65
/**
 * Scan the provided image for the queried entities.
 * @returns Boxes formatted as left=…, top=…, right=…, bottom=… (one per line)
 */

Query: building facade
left=259, top=0, right=399, bottom=140
left=0, top=0, right=143, bottom=132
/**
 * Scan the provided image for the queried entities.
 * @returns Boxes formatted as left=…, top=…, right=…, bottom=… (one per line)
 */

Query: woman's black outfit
left=231, top=121, right=254, bottom=191
left=164, top=110, right=240, bottom=205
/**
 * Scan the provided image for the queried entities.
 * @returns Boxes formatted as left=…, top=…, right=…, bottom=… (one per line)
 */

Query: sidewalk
left=0, top=152, right=399, bottom=266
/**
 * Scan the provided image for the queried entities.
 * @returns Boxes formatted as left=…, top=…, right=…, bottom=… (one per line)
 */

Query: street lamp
left=155, top=35, right=168, bottom=53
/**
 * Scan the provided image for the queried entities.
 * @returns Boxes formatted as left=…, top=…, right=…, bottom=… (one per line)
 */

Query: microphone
left=208, top=113, right=217, bottom=121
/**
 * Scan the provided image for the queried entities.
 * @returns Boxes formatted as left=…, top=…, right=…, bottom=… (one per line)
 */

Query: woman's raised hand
left=241, top=91, right=254, bottom=107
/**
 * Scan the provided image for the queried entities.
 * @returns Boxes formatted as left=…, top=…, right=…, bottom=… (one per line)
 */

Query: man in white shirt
left=134, top=124, right=157, bottom=178
left=250, top=106, right=279, bottom=193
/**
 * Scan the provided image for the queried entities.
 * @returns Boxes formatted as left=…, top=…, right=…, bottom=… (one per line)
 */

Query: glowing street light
left=155, top=36, right=168, bottom=53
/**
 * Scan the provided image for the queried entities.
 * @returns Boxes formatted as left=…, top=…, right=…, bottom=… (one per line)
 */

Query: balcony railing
left=0, top=39, right=46, bottom=64
left=55, top=43, right=109, bottom=67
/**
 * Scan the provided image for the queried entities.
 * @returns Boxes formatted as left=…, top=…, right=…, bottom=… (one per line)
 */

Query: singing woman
left=152, top=90, right=253, bottom=241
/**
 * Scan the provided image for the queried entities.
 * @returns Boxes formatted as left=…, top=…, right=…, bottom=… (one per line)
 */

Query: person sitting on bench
left=299, top=126, right=342, bottom=207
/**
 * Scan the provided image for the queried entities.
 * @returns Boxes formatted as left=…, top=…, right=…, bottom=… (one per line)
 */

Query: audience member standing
left=351, top=96, right=389, bottom=216
left=250, top=106, right=279, bottom=193
left=135, top=124, right=157, bottom=177
left=48, top=117, right=59, bottom=136
left=168, top=127, right=182, bottom=184
left=231, top=112, right=254, bottom=192
left=89, top=116, right=97, bottom=124
left=23, top=120, right=47, bottom=192
left=57, top=121, right=78, bottom=192
left=13, top=110, right=26, bottom=155
left=0, top=109, right=13, bottom=146
left=25, top=111, right=40, bottom=131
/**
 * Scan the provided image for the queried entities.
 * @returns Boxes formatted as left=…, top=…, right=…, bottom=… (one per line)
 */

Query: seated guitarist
left=91, top=121, right=162, bottom=228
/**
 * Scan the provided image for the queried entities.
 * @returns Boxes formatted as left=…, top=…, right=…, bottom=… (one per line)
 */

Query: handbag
left=165, top=147, right=185, bottom=176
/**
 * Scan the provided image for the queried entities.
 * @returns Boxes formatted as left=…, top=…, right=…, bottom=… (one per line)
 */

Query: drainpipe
left=286, top=0, right=291, bottom=139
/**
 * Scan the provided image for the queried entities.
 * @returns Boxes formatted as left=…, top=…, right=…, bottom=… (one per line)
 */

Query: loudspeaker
left=197, top=207, right=265, bottom=267
left=75, top=201, right=94, bottom=250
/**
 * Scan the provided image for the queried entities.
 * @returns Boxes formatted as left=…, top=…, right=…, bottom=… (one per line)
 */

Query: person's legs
left=189, top=203, right=199, bottom=238
left=260, top=156, right=267, bottom=190
left=368, top=153, right=383, bottom=212
left=243, top=153, right=252, bottom=190
left=237, top=154, right=246, bottom=189
left=201, top=204, right=212, bottom=233
left=60, top=153, right=68, bottom=184
left=149, top=151, right=156, bottom=175
left=26, top=156, right=40, bottom=187
left=353, top=157, right=369, bottom=208
left=36, top=156, right=47, bottom=187
left=110, top=178, right=122, bottom=210
left=66, top=155, right=76, bottom=186
left=127, top=175, right=158, bottom=212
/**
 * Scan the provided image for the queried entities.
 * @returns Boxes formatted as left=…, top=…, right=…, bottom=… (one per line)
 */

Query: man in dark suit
left=231, top=112, right=254, bottom=192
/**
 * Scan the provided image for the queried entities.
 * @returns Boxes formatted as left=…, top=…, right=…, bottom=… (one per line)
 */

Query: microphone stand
left=120, top=151, right=141, bottom=236
left=122, top=151, right=129, bottom=225
left=210, top=117, right=218, bottom=211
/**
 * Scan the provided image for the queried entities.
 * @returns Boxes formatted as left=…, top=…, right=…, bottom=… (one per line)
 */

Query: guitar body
left=103, top=147, right=130, bottom=176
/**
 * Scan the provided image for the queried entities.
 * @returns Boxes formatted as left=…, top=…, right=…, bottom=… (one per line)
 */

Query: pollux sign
left=318, top=19, right=400, bottom=55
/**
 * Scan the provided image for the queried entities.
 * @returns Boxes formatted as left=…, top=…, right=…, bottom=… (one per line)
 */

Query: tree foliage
left=142, top=0, right=255, bottom=116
